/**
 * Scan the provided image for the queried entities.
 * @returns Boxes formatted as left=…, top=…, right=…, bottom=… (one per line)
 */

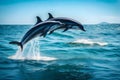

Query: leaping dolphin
left=46, top=13, right=85, bottom=34
left=9, top=21, right=64, bottom=51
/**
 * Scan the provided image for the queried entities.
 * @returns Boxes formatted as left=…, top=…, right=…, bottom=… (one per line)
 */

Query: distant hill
left=98, top=22, right=110, bottom=25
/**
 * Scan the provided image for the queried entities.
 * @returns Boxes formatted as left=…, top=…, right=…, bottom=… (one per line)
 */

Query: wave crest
left=70, top=39, right=108, bottom=46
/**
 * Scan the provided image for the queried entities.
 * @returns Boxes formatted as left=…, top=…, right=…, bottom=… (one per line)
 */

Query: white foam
left=71, top=39, right=108, bottom=46
left=9, top=54, right=56, bottom=61
left=9, top=37, right=56, bottom=61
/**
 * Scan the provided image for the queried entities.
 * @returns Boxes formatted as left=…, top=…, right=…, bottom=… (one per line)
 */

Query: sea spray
left=9, top=37, right=56, bottom=61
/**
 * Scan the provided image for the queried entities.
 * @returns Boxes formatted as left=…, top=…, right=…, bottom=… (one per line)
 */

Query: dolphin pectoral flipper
left=63, top=27, right=69, bottom=32
left=40, top=31, right=47, bottom=37
left=48, top=24, right=66, bottom=34
left=48, top=27, right=61, bottom=35
left=49, top=30, right=54, bottom=35
left=61, top=24, right=69, bottom=32
left=9, top=41, right=23, bottom=51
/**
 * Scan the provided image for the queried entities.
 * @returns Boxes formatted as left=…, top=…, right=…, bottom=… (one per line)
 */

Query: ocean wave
left=9, top=55, right=56, bottom=61
left=70, top=39, right=108, bottom=46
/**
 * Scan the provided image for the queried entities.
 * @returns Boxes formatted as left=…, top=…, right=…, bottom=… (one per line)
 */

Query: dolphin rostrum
left=46, top=13, right=85, bottom=34
left=9, top=21, right=64, bottom=51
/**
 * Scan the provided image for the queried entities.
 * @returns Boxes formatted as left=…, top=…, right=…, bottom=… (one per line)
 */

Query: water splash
left=9, top=37, right=56, bottom=61
left=70, top=39, right=108, bottom=46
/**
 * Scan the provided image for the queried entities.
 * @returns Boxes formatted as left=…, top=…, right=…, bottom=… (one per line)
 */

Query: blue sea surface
left=0, top=24, right=120, bottom=80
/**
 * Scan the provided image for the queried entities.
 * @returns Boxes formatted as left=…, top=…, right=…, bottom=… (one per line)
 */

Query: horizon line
left=0, top=22, right=120, bottom=25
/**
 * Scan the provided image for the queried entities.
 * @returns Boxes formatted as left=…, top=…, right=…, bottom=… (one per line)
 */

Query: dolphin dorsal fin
left=35, top=16, right=42, bottom=25
left=48, top=13, right=54, bottom=20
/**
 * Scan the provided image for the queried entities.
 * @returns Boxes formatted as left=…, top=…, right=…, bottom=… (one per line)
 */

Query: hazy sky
left=0, top=0, right=120, bottom=24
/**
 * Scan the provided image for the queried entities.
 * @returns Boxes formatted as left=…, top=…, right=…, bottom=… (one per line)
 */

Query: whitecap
left=71, top=39, right=108, bottom=46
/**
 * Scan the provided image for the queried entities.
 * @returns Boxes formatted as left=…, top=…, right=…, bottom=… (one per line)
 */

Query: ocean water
left=0, top=24, right=120, bottom=80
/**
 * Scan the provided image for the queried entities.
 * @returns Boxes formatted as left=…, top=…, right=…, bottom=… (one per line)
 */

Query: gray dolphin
left=9, top=21, right=64, bottom=51
left=46, top=13, right=85, bottom=34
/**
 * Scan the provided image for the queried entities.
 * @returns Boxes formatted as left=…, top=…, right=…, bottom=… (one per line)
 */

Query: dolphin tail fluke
left=9, top=41, right=23, bottom=51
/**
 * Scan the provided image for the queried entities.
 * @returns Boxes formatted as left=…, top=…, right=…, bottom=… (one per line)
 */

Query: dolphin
left=9, top=21, right=64, bottom=51
left=46, top=13, right=85, bottom=34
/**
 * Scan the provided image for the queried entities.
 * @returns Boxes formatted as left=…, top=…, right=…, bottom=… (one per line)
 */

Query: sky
left=0, top=0, right=120, bottom=24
